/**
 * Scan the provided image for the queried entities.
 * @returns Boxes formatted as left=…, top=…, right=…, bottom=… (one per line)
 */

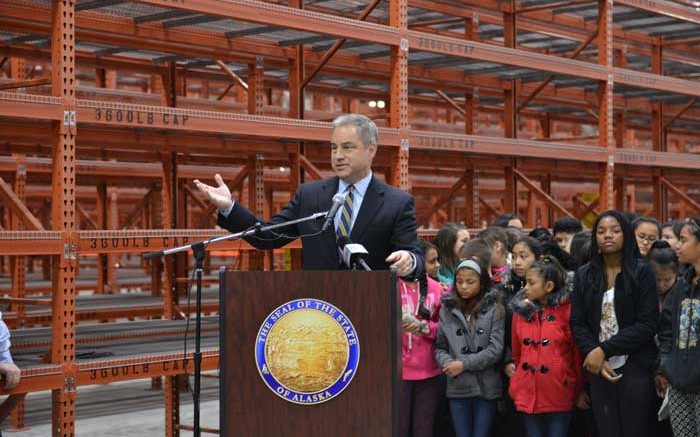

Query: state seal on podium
left=255, top=298, right=360, bottom=405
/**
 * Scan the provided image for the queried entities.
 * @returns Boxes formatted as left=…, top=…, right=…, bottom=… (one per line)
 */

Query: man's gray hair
left=332, top=114, right=379, bottom=148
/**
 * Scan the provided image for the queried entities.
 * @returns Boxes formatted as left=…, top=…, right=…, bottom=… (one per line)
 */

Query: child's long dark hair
left=587, top=210, right=641, bottom=296
left=570, top=231, right=592, bottom=270
left=416, top=239, right=435, bottom=320
left=529, top=255, right=567, bottom=296
left=453, top=259, right=494, bottom=322
left=434, top=222, right=467, bottom=274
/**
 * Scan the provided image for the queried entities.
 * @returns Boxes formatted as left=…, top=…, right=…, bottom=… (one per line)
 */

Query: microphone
left=337, top=236, right=372, bottom=271
left=321, top=193, right=346, bottom=232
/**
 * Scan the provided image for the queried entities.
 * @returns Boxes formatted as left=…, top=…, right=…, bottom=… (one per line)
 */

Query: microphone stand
left=144, top=210, right=329, bottom=437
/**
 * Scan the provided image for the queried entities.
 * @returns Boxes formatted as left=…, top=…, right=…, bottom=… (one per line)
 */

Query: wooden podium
left=219, top=270, right=400, bottom=436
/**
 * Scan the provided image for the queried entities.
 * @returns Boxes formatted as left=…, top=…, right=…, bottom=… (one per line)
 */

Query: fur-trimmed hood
left=509, top=272, right=574, bottom=321
left=441, top=287, right=501, bottom=314
left=501, top=269, right=525, bottom=295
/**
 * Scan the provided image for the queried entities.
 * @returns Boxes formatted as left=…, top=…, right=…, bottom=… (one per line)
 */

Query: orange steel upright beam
left=107, top=188, right=119, bottom=292
left=9, top=57, right=26, bottom=82
left=162, top=61, right=177, bottom=108
left=653, top=173, right=668, bottom=221
left=614, top=177, right=626, bottom=212
left=289, top=0, right=304, bottom=120
left=95, top=61, right=110, bottom=295
left=679, top=184, right=687, bottom=218
left=176, top=185, right=189, bottom=290
left=504, top=163, right=517, bottom=216
left=246, top=57, right=267, bottom=270
left=95, top=67, right=106, bottom=88
left=150, top=183, right=163, bottom=298
left=49, top=1, right=77, bottom=435
left=540, top=174, right=553, bottom=227
left=464, top=13, right=478, bottom=135
left=464, top=92, right=477, bottom=135
left=248, top=57, right=265, bottom=116
left=160, top=155, right=180, bottom=437
left=503, top=6, right=517, bottom=140
left=288, top=149, right=303, bottom=269
left=9, top=152, right=28, bottom=437
left=389, top=0, right=409, bottom=191
left=614, top=47, right=627, bottom=149
left=527, top=190, right=537, bottom=228
left=502, top=5, right=518, bottom=216
left=160, top=65, right=182, bottom=434
left=10, top=156, right=27, bottom=327
left=247, top=153, right=266, bottom=270
left=1, top=55, right=36, bottom=291
left=96, top=183, right=107, bottom=294
left=651, top=40, right=666, bottom=152
left=598, top=0, right=615, bottom=211
left=289, top=150, right=301, bottom=205
left=288, top=0, right=306, bottom=255
left=95, top=68, right=116, bottom=89
left=464, top=168, right=479, bottom=228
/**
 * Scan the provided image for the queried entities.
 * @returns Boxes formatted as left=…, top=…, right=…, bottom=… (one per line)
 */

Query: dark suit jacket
left=217, top=176, right=424, bottom=275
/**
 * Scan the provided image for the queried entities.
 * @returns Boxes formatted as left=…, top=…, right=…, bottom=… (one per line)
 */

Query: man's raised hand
left=193, top=174, right=233, bottom=211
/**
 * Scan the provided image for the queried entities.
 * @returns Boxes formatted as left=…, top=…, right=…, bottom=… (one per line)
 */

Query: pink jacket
left=400, top=276, right=442, bottom=380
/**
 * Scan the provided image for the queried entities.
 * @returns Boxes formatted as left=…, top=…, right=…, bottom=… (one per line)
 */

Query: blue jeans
left=521, top=411, right=572, bottom=437
left=448, top=397, right=496, bottom=437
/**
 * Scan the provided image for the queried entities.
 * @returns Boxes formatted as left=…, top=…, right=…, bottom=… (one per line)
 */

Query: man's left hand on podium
left=386, top=250, right=414, bottom=277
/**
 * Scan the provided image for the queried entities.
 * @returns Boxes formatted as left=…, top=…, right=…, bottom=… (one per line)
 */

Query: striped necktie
left=336, top=185, right=355, bottom=238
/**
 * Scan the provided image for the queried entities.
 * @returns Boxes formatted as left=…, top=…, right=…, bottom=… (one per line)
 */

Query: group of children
left=399, top=213, right=700, bottom=437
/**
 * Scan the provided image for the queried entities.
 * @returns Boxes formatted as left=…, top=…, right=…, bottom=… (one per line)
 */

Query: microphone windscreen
left=331, top=193, right=345, bottom=205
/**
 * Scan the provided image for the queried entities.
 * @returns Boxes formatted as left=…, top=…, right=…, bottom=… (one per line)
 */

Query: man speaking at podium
left=194, top=114, right=423, bottom=278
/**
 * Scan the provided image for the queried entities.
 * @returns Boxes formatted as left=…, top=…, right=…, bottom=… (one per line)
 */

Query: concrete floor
left=2, top=377, right=220, bottom=436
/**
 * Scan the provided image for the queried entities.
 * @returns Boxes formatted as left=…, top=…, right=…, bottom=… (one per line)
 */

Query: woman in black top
left=570, top=210, right=658, bottom=437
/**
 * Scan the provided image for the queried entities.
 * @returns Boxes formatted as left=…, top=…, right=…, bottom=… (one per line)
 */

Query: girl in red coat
left=509, top=256, right=583, bottom=437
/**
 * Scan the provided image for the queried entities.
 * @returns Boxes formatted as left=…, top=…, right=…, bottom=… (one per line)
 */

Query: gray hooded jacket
left=434, top=290, right=505, bottom=400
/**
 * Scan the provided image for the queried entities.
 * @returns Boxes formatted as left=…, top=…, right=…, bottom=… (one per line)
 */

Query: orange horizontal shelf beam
left=134, top=0, right=400, bottom=45
left=409, top=132, right=608, bottom=163
left=614, top=67, right=700, bottom=98
left=407, top=31, right=607, bottom=81
left=616, top=0, right=700, bottom=25
left=74, top=99, right=401, bottom=145
left=1, top=93, right=698, bottom=171
left=0, top=230, right=304, bottom=255
left=0, top=351, right=220, bottom=395
left=4, top=1, right=698, bottom=97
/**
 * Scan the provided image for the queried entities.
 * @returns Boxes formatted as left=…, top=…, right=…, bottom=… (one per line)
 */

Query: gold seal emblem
left=255, top=299, right=360, bottom=404
left=265, top=309, right=349, bottom=393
